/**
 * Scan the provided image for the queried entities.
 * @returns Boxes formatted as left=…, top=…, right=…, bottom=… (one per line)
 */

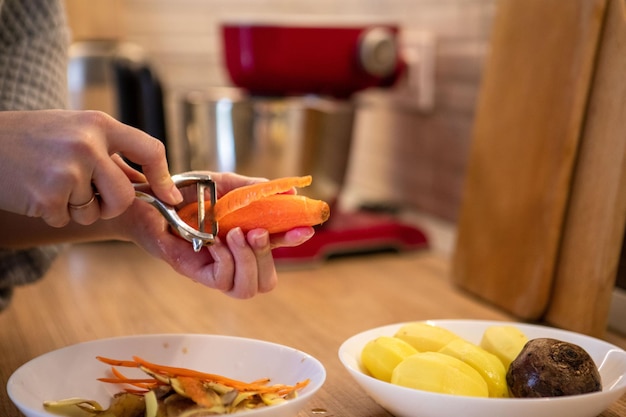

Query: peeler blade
left=134, top=172, right=218, bottom=252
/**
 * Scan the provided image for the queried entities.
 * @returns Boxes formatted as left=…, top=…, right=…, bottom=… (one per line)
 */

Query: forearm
left=0, top=209, right=125, bottom=249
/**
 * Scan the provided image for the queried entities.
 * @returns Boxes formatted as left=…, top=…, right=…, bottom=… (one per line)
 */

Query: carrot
left=176, top=175, right=329, bottom=238
left=179, top=194, right=328, bottom=238
left=213, top=175, right=312, bottom=221
left=217, top=194, right=329, bottom=237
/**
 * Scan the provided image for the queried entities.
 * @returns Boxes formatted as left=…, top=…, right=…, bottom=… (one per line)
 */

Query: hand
left=118, top=172, right=315, bottom=298
left=0, top=170, right=314, bottom=298
left=0, top=110, right=182, bottom=227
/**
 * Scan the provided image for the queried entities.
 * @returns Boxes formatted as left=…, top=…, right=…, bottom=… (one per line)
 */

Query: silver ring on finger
left=68, top=193, right=97, bottom=210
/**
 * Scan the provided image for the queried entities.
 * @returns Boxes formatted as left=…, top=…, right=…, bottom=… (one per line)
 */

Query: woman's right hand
left=0, top=110, right=182, bottom=227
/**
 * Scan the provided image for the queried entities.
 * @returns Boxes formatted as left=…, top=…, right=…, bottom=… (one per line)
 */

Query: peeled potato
left=391, top=352, right=489, bottom=397
left=439, top=338, right=509, bottom=397
left=480, top=325, right=529, bottom=369
left=394, top=322, right=461, bottom=352
left=361, top=336, right=418, bottom=382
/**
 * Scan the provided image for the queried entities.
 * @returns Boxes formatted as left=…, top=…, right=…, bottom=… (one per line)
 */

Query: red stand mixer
left=182, top=18, right=428, bottom=266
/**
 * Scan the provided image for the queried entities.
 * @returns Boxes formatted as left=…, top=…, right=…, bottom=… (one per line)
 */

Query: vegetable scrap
left=43, top=356, right=310, bottom=417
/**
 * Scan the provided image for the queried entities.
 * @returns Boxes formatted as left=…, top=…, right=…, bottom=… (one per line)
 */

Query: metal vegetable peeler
left=133, top=172, right=218, bottom=252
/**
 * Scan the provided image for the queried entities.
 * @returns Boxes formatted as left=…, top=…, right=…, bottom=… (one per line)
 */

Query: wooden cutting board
left=545, top=0, right=626, bottom=337
left=451, top=0, right=608, bottom=320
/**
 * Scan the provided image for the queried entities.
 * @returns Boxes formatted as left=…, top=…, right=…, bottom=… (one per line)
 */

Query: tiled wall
left=121, top=0, right=496, bottom=222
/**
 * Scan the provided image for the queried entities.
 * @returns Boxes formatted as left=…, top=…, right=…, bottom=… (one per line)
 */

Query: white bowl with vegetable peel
left=338, top=320, right=626, bottom=417
left=8, top=334, right=326, bottom=417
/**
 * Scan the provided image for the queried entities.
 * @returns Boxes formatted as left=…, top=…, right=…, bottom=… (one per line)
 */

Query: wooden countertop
left=2, top=242, right=626, bottom=416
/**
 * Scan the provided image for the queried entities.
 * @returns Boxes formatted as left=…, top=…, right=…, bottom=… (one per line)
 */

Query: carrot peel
left=213, top=175, right=313, bottom=221
left=95, top=355, right=309, bottom=395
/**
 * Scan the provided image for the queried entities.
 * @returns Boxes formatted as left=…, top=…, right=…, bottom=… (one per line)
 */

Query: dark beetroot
left=506, top=338, right=602, bottom=398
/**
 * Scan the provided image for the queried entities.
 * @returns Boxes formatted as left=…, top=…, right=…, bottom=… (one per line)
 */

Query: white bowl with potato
left=338, top=320, right=626, bottom=417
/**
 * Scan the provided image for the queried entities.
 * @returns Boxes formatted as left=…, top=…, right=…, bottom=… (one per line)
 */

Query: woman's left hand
left=118, top=172, right=315, bottom=298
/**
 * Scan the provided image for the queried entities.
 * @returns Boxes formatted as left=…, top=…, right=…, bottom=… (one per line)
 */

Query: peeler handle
left=133, top=173, right=218, bottom=252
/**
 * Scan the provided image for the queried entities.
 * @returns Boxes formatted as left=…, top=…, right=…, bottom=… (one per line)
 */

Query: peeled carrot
left=213, top=175, right=312, bottom=221
left=179, top=194, right=329, bottom=238
left=217, top=194, right=329, bottom=236
left=176, top=175, right=329, bottom=238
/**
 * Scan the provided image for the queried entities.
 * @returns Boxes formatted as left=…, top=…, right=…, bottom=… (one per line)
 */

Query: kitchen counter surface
left=2, top=241, right=626, bottom=416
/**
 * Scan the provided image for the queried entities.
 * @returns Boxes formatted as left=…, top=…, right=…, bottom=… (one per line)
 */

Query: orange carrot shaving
left=248, top=377, right=272, bottom=385
left=122, top=388, right=152, bottom=395
left=131, top=356, right=261, bottom=390
left=213, top=175, right=312, bottom=221
left=96, top=367, right=164, bottom=391
left=96, top=356, right=140, bottom=368
left=96, top=356, right=310, bottom=396
left=47, top=356, right=309, bottom=416
left=111, top=368, right=156, bottom=385
left=96, top=380, right=156, bottom=391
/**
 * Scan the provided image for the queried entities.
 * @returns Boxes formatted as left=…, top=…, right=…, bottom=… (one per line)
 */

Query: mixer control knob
left=358, top=27, right=398, bottom=77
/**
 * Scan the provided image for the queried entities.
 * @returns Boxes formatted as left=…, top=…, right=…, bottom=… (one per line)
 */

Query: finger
left=204, top=238, right=236, bottom=291
left=91, top=155, right=137, bottom=219
left=120, top=200, right=221, bottom=280
left=147, top=230, right=238, bottom=294
left=68, top=189, right=101, bottom=225
left=209, top=171, right=268, bottom=198
left=246, top=229, right=278, bottom=293
left=103, top=120, right=181, bottom=205
left=40, top=200, right=72, bottom=228
left=111, top=153, right=147, bottom=183
left=223, top=227, right=259, bottom=298
left=269, top=226, right=315, bottom=249
left=33, top=186, right=72, bottom=227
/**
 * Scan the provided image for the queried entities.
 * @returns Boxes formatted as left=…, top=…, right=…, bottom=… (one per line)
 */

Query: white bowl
left=8, top=334, right=326, bottom=417
left=338, top=320, right=626, bottom=417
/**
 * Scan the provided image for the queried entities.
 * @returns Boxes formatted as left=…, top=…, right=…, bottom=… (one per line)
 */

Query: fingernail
left=252, top=230, right=270, bottom=248
left=228, top=227, right=247, bottom=248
